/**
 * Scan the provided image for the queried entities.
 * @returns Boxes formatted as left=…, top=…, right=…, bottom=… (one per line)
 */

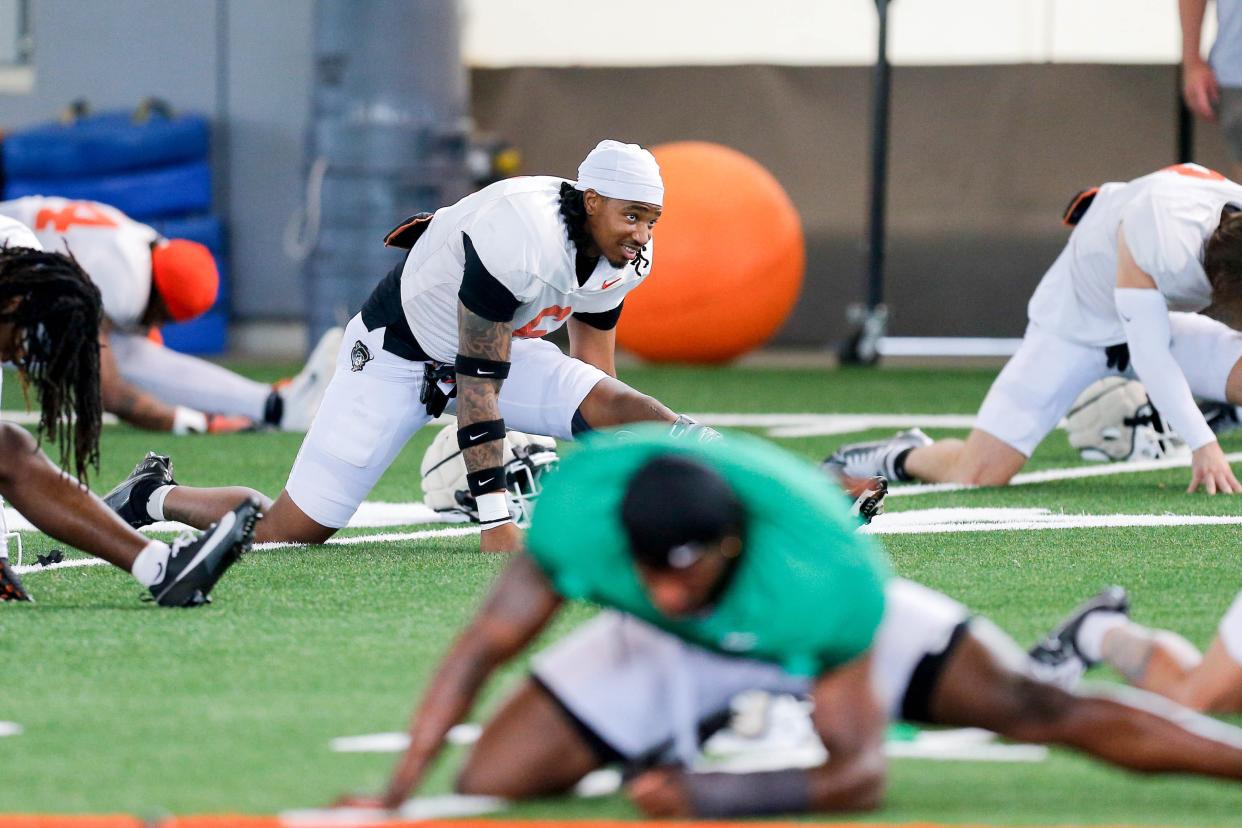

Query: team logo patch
left=350, top=340, right=373, bottom=373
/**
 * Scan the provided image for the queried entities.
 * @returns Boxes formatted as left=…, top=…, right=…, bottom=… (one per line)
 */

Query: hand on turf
left=1183, top=58, right=1220, bottom=122
left=1188, top=441, right=1242, bottom=494
left=479, top=521, right=523, bottom=553
left=207, top=414, right=256, bottom=434
left=626, top=767, right=693, bottom=817
left=331, top=792, right=391, bottom=810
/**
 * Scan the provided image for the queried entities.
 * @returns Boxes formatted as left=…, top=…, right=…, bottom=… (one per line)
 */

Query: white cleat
left=279, top=326, right=344, bottom=431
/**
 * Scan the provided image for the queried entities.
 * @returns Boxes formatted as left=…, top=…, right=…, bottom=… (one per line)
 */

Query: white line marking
left=888, top=451, right=1242, bottom=497
left=2, top=500, right=465, bottom=534
left=690, top=412, right=978, bottom=438
left=0, top=721, right=21, bottom=737
left=860, top=506, right=1242, bottom=536
left=330, top=723, right=479, bottom=754
left=281, top=795, right=506, bottom=826
left=0, top=409, right=119, bottom=426
left=14, top=525, right=481, bottom=574
left=20, top=504, right=1242, bottom=575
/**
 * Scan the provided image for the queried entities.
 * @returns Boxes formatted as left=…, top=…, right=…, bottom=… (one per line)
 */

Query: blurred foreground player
left=1033, top=586, right=1242, bottom=714
left=827, top=164, right=1242, bottom=495
left=104, top=140, right=728, bottom=552
left=0, top=217, right=259, bottom=607
left=0, top=196, right=340, bottom=434
left=341, top=429, right=1242, bottom=817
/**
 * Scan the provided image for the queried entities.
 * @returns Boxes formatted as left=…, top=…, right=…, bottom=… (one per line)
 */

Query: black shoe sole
left=152, top=499, right=261, bottom=608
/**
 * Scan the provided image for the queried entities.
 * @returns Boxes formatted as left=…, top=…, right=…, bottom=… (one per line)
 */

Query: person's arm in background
left=568, top=311, right=620, bottom=378
left=99, top=324, right=243, bottom=433
left=1115, top=231, right=1241, bottom=494
left=1181, top=0, right=1220, bottom=121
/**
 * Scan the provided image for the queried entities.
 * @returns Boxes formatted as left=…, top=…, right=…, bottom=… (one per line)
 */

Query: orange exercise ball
left=617, top=141, right=804, bottom=363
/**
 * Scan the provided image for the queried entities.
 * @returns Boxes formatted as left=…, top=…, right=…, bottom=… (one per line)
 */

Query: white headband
left=573, top=139, right=664, bottom=207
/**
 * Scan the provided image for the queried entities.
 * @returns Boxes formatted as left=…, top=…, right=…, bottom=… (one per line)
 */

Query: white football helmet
left=420, top=425, right=558, bottom=526
left=1064, top=377, right=1189, bottom=462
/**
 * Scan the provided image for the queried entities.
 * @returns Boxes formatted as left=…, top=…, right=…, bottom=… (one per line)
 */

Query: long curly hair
left=0, top=246, right=103, bottom=483
left=558, top=182, right=593, bottom=252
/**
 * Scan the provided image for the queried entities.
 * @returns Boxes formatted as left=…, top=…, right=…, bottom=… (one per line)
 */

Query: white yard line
left=0, top=721, right=21, bottom=737
left=0, top=409, right=118, bottom=426
left=864, top=507, right=1242, bottom=535
left=13, top=524, right=481, bottom=575
left=887, top=451, right=1242, bottom=497
left=689, top=412, right=978, bottom=438
left=18, top=503, right=1242, bottom=574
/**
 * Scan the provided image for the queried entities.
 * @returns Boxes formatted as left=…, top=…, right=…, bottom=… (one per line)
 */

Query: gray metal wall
left=0, top=0, right=314, bottom=328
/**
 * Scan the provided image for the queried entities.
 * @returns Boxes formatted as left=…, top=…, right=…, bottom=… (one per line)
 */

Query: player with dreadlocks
left=0, top=216, right=260, bottom=607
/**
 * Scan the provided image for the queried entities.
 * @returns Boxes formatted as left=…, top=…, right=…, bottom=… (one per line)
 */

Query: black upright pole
left=867, top=0, right=891, bottom=309
left=839, top=0, right=892, bottom=364
left=1176, top=65, right=1195, bottom=164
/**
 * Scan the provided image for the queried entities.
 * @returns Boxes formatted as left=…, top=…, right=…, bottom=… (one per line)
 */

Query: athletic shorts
left=1219, top=590, right=1242, bottom=667
left=286, top=313, right=608, bottom=528
left=974, top=314, right=1242, bottom=456
left=531, top=579, right=969, bottom=763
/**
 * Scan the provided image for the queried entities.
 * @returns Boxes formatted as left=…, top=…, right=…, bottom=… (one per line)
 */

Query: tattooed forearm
left=457, top=302, right=513, bottom=480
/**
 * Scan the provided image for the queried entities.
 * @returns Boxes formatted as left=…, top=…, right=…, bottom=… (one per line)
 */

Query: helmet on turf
left=1064, top=378, right=1188, bottom=462
left=420, top=425, right=559, bottom=526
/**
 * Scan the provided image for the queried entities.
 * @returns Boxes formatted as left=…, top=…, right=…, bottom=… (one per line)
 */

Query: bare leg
left=1099, top=624, right=1202, bottom=692
left=930, top=620, right=1242, bottom=778
left=903, top=428, right=1027, bottom=486
left=1099, top=619, right=1242, bottom=714
left=163, top=487, right=331, bottom=544
left=576, top=377, right=676, bottom=428
left=0, top=423, right=146, bottom=571
left=456, top=679, right=605, bottom=798
left=1172, top=638, right=1242, bottom=713
left=1226, top=355, right=1242, bottom=404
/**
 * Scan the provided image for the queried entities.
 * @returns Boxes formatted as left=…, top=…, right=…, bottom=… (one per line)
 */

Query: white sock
left=131, top=540, right=171, bottom=587
left=1076, top=610, right=1129, bottom=663
left=147, top=485, right=176, bottom=522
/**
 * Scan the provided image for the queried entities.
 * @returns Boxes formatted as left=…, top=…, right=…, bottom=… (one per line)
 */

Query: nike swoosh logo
left=1120, top=313, right=1132, bottom=323
left=152, top=561, right=165, bottom=585
left=156, top=512, right=236, bottom=596
left=469, top=431, right=487, bottom=440
left=602, top=277, right=622, bottom=290
left=476, top=477, right=495, bottom=487
left=476, top=370, right=494, bottom=375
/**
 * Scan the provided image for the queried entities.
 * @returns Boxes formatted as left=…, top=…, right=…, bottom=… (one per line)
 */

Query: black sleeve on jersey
left=458, top=232, right=521, bottom=323
left=572, top=302, right=624, bottom=331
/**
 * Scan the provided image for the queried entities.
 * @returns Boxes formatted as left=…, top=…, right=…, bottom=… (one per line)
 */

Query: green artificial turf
left=2, top=363, right=1242, bottom=823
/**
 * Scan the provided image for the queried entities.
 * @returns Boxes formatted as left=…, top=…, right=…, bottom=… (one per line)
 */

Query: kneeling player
left=0, top=195, right=339, bottom=434
left=827, top=164, right=1242, bottom=495
left=0, top=218, right=258, bottom=607
left=103, top=140, right=725, bottom=553
left=339, top=429, right=1242, bottom=816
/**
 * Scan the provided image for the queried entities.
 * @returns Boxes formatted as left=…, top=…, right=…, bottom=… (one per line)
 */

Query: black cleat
left=848, top=475, right=889, bottom=525
left=1029, top=585, right=1130, bottom=671
left=149, top=498, right=261, bottom=607
left=103, top=452, right=177, bottom=529
left=0, top=555, right=32, bottom=602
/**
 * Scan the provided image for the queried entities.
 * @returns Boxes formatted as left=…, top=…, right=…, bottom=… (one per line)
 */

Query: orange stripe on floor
left=0, top=820, right=1140, bottom=828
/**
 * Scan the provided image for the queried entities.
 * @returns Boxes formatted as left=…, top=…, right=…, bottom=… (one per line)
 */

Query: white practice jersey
left=0, top=196, right=158, bottom=329
left=399, top=176, right=652, bottom=363
left=1028, top=164, right=1242, bottom=347
left=0, top=214, right=41, bottom=250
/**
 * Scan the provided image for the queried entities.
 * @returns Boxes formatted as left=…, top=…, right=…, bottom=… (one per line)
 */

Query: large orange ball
left=617, top=142, right=804, bottom=363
